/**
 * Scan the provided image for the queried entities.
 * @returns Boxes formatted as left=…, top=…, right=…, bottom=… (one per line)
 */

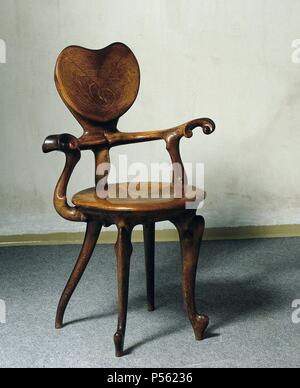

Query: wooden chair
left=42, top=43, right=215, bottom=357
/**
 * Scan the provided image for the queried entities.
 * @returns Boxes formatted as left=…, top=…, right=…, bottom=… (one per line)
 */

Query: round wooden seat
left=72, top=182, right=205, bottom=213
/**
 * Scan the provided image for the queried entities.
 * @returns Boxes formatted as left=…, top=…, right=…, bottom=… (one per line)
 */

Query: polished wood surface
left=55, top=43, right=140, bottom=123
left=43, top=42, right=215, bottom=357
left=72, top=183, right=206, bottom=213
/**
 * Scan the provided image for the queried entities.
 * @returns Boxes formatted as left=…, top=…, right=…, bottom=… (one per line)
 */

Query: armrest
left=42, top=133, right=80, bottom=153
left=105, top=118, right=215, bottom=146
left=165, top=118, right=215, bottom=189
left=174, top=118, right=216, bottom=138
left=105, top=118, right=215, bottom=192
left=42, top=134, right=87, bottom=222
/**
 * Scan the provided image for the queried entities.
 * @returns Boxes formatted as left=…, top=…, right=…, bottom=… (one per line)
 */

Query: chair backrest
left=55, top=43, right=140, bottom=132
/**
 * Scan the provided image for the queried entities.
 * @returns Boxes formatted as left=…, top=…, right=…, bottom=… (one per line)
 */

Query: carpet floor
left=0, top=238, right=299, bottom=368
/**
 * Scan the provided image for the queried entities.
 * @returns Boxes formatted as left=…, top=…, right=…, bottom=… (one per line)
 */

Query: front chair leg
left=114, top=225, right=133, bottom=357
left=173, top=213, right=209, bottom=340
left=143, top=223, right=155, bottom=311
left=55, top=221, right=102, bottom=329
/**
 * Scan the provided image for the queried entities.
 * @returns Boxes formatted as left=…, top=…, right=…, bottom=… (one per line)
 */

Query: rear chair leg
left=55, top=221, right=102, bottom=329
left=114, top=225, right=133, bottom=357
left=143, top=223, right=155, bottom=311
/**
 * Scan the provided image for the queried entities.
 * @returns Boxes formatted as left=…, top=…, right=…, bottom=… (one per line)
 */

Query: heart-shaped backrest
left=55, top=43, right=140, bottom=124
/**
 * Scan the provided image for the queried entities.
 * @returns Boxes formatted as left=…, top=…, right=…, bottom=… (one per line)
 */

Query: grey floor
left=0, top=237, right=300, bottom=368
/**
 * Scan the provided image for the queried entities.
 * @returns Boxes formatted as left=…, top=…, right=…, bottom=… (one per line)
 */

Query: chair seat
left=72, top=182, right=205, bottom=213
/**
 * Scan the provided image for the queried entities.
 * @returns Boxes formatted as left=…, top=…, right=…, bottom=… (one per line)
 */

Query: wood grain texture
left=72, top=183, right=206, bottom=213
left=43, top=42, right=215, bottom=357
left=55, top=43, right=140, bottom=124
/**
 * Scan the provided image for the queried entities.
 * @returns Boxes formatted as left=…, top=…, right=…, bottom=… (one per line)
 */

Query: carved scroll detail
left=181, top=118, right=216, bottom=138
left=163, top=118, right=216, bottom=191
left=43, top=134, right=87, bottom=222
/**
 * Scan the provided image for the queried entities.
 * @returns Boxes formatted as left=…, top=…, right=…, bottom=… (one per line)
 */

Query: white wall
left=1, top=0, right=300, bottom=235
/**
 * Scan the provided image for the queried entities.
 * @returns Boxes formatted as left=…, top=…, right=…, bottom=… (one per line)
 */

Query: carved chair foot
left=55, top=320, right=64, bottom=330
left=114, top=331, right=125, bottom=357
left=192, top=314, right=209, bottom=340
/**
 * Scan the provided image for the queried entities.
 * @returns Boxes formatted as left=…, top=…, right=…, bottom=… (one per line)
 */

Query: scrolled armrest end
left=42, top=134, right=79, bottom=154
left=184, top=118, right=216, bottom=138
left=42, top=133, right=84, bottom=222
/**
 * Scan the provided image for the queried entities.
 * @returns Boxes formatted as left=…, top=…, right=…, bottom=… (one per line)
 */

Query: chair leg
left=114, top=225, right=133, bottom=357
left=173, top=213, right=209, bottom=341
left=143, top=222, right=155, bottom=311
left=55, top=221, right=102, bottom=329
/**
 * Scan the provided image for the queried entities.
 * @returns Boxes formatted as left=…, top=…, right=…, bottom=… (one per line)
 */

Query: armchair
left=43, top=43, right=215, bottom=357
